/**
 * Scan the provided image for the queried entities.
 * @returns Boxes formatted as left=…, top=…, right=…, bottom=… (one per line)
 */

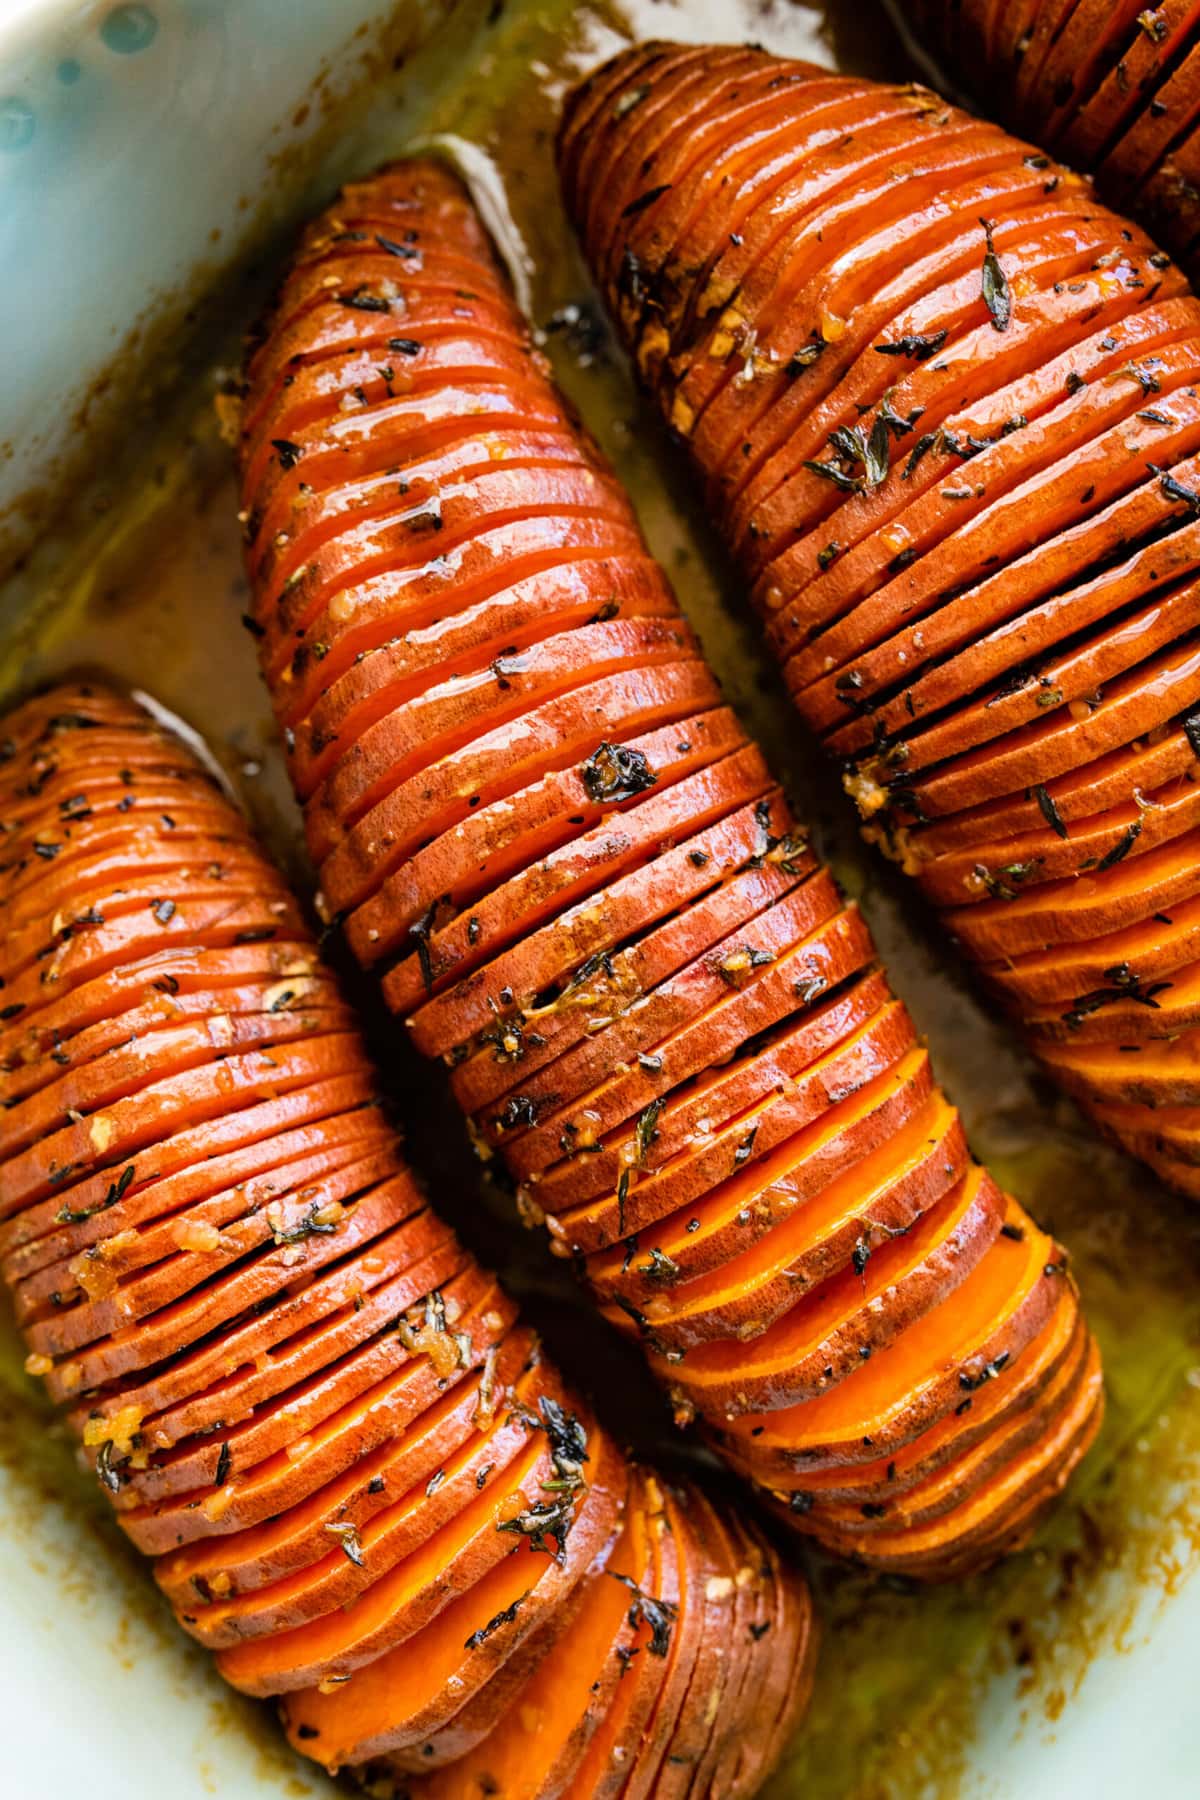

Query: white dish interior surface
left=2, top=3, right=1200, bottom=1796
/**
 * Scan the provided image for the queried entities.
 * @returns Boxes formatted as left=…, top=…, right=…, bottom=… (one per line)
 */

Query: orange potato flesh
left=559, top=37, right=1200, bottom=1190
left=240, top=157, right=1102, bottom=1586
left=0, top=683, right=811, bottom=1792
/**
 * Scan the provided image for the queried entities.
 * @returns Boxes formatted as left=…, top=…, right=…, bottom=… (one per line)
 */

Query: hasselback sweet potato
left=240, top=158, right=1102, bottom=1577
left=0, top=683, right=814, bottom=1794
left=905, top=0, right=1200, bottom=276
left=559, top=40, right=1200, bottom=1196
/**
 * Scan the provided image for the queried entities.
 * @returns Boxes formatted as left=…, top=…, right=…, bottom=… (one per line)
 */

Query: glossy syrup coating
left=559, top=39, right=1200, bottom=1201
left=239, top=157, right=1102, bottom=1579
left=905, top=0, right=1200, bottom=276
left=0, top=681, right=814, bottom=1796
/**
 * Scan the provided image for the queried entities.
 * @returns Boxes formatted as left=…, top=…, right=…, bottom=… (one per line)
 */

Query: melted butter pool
left=2, top=2, right=1200, bottom=1795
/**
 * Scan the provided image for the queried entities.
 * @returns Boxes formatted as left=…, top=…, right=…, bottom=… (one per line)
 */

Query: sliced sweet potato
left=379, top=1575, right=593, bottom=1775
left=7, top=1072, right=381, bottom=1287
left=152, top=1324, right=538, bottom=1609
left=639, top=1166, right=1005, bottom=1419
left=177, top=1353, right=553, bottom=1650
left=803, top=1333, right=1103, bottom=1576
left=944, top=826, right=1200, bottom=963
left=732, top=224, right=1173, bottom=576
left=563, top=38, right=1200, bottom=1195
left=1104, top=42, right=1200, bottom=215
left=815, top=1315, right=1093, bottom=1538
left=405, top=1467, right=653, bottom=1799
left=86, top=1214, right=465, bottom=1458
left=383, top=742, right=772, bottom=1016
left=214, top=1405, right=559, bottom=1692
left=1, top=684, right=821, bottom=1796
left=307, top=657, right=720, bottom=867
left=713, top=1203, right=1064, bottom=1471
left=1068, top=0, right=1200, bottom=167
left=906, top=0, right=1200, bottom=280
left=328, top=699, right=735, bottom=935
left=118, top=1281, right=519, bottom=1556
left=277, top=1423, right=627, bottom=1766
left=740, top=1287, right=1083, bottom=1506
left=95, top=1257, right=500, bottom=1510
left=14, top=1137, right=409, bottom=1344
left=461, top=800, right=811, bottom=1134
left=547, top=1004, right=927, bottom=1260
left=490, top=889, right=867, bottom=1181
left=596, top=1092, right=968, bottom=1352
left=243, top=152, right=1102, bottom=1593
left=816, top=495, right=1200, bottom=756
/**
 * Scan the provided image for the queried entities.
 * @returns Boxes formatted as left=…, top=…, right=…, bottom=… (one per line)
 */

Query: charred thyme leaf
left=338, top=286, right=392, bottom=312
left=1155, top=464, right=1200, bottom=510
left=785, top=334, right=826, bottom=375
left=638, top=1246, right=680, bottom=1283
left=980, top=218, right=1012, bottom=331
left=1097, top=820, right=1141, bottom=870
left=873, top=330, right=948, bottom=361
left=634, top=1099, right=664, bottom=1163
left=465, top=1597, right=523, bottom=1650
left=581, top=741, right=658, bottom=804
left=1033, top=784, right=1067, bottom=839
left=802, top=456, right=862, bottom=493
left=864, top=412, right=891, bottom=486
left=1124, top=360, right=1161, bottom=395
left=497, top=1497, right=577, bottom=1559
left=271, top=438, right=302, bottom=469
left=539, top=1394, right=589, bottom=1474
left=214, top=1441, right=232, bottom=1486
left=621, top=183, right=671, bottom=219
left=876, top=396, right=926, bottom=442
left=96, top=1440, right=125, bottom=1494
left=903, top=432, right=938, bottom=479
left=616, top=1167, right=630, bottom=1234
left=375, top=233, right=421, bottom=259
left=503, top=1094, right=546, bottom=1134
left=609, top=1572, right=678, bottom=1656
left=1063, top=976, right=1171, bottom=1029
left=408, top=897, right=449, bottom=994
left=271, top=1199, right=343, bottom=1245
left=324, top=1521, right=366, bottom=1567
left=56, top=1161, right=136, bottom=1226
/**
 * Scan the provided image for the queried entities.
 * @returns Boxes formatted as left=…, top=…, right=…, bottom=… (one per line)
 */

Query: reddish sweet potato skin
left=241, top=157, right=1103, bottom=1581
left=0, top=683, right=813, bottom=1793
left=907, top=0, right=1200, bottom=278
left=558, top=39, right=1200, bottom=1196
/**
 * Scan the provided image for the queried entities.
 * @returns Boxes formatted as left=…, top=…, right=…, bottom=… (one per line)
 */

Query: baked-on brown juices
left=558, top=41, right=1200, bottom=1199
left=238, top=157, right=1102, bottom=1578
left=0, top=682, right=813, bottom=1793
